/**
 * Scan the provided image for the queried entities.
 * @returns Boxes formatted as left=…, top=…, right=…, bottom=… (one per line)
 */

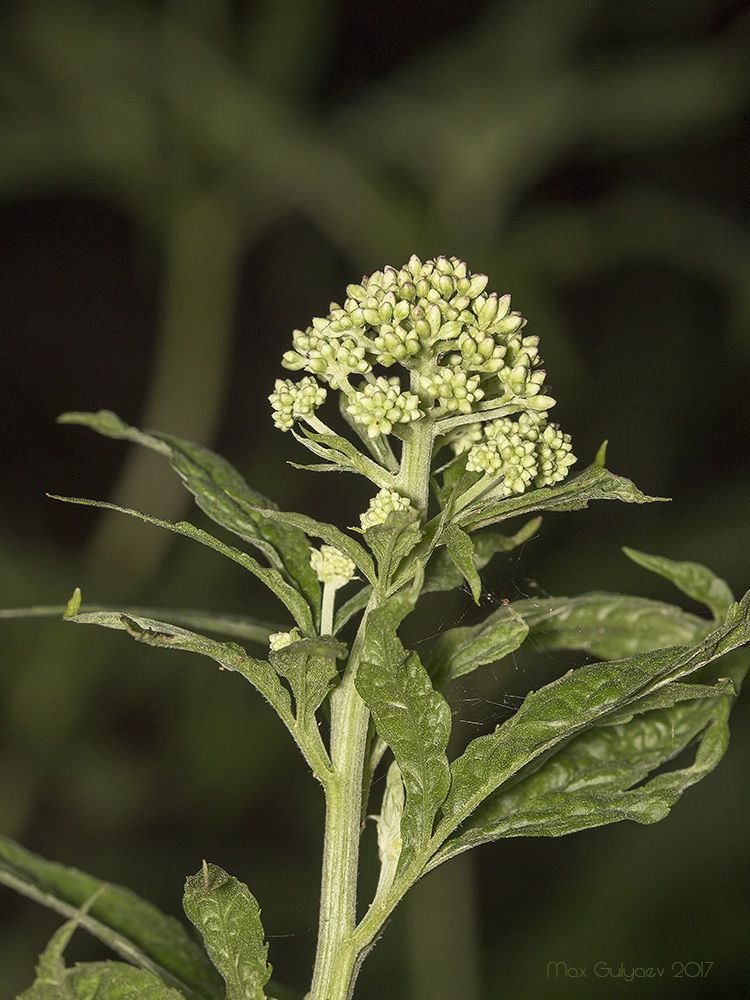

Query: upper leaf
left=426, top=604, right=529, bottom=687
left=355, top=590, right=452, bottom=877
left=183, top=862, right=271, bottom=1000
left=437, top=589, right=750, bottom=842
left=623, top=547, right=734, bottom=621
left=454, top=462, right=666, bottom=532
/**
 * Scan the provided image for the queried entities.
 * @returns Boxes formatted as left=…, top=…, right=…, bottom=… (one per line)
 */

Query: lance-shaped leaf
left=0, top=836, right=221, bottom=1000
left=355, top=591, right=452, bottom=876
left=58, top=410, right=322, bottom=618
left=455, top=462, right=666, bottom=533
left=422, top=518, right=542, bottom=594
left=183, top=862, right=271, bottom=1000
left=333, top=584, right=372, bottom=634
left=427, top=604, right=529, bottom=687
left=290, top=426, right=397, bottom=488
left=437, top=589, right=750, bottom=841
left=363, top=508, right=423, bottom=592
left=428, top=662, right=745, bottom=867
left=62, top=602, right=334, bottom=777
left=50, top=496, right=315, bottom=633
left=0, top=602, right=282, bottom=646
left=513, top=592, right=709, bottom=660
left=269, top=635, right=345, bottom=756
left=442, top=523, right=482, bottom=604
left=624, top=547, right=735, bottom=621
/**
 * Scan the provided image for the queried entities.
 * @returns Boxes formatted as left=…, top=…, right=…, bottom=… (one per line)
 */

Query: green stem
left=395, top=418, right=435, bottom=515
left=309, top=668, right=371, bottom=1000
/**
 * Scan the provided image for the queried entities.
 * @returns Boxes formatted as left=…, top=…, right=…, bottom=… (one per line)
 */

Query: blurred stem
left=86, top=186, right=243, bottom=594
left=405, top=854, right=482, bottom=1000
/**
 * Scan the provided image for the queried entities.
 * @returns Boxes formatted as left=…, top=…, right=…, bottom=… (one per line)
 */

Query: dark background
left=1, top=1, right=749, bottom=998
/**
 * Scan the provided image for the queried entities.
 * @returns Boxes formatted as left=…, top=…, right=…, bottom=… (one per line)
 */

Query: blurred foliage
left=1, top=1, right=749, bottom=998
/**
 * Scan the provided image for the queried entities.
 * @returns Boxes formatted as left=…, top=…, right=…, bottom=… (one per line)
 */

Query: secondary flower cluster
left=459, top=412, right=576, bottom=496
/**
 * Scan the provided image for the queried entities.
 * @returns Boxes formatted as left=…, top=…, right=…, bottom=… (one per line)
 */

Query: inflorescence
left=270, top=255, right=576, bottom=517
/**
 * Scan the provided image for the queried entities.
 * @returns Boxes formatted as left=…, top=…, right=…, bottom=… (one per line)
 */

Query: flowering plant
left=2, top=257, right=749, bottom=1000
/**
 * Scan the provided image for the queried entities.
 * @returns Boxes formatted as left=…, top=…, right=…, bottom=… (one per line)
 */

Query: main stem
left=308, top=656, right=372, bottom=1000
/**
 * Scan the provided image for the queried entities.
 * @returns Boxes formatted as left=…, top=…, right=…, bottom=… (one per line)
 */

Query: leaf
left=455, top=462, right=667, bottom=532
left=437, top=589, right=750, bottom=842
left=623, top=547, right=735, bottom=621
left=183, top=862, right=271, bottom=1000
left=291, top=426, right=396, bottom=489
left=1, top=599, right=282, bottom=646
left=426, top=604, right=529, bottom=687
left=364, top=508, right=423, bottom=592
left=269, top=635, right=346, bottom=732
left=422, top=518, right=541, bottom=594
left=20, top=961, right=188, bottom=1000
left=513, top=592, right=709, bottom=660
left=49, top=496, right=315, bottom=633
left=355, top=591, right=452, bottom=877
left=0, top=836, right=221, bottom=1000
left=373, top=761, right=405, bottom=901
left=58, top=411, right=322, bottom=619
left=333, top=584, right=372, bottom=634
left=429, top=660, right=746, bottom=866
left=442, top=523, right=482, bottom=604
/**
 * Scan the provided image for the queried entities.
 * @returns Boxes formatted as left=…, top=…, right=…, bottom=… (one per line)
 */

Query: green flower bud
left=269, top=376, right=327, bottom=431
left=420, top=368, right=484, bottom=413
left=360, top=488, right=412, bottom=530
left=310, top=545, right=358, bottom=588
left=269, top=627, right=302, bottom=651
left=345, top=376, right=422, bottom=437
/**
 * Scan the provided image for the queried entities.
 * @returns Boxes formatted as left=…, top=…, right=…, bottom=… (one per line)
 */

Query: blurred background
left=1, top=1, right=749, bottom=997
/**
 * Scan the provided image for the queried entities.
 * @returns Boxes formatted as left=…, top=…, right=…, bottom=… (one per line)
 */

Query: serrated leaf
left=623, top=547, right=735, bottom=621
left=364, top=509, right=423, bottom=591
left=356, top=592, right=452, bottom=876
left=513, top=592, right=709, bottom=660
left=429, top=665, right=744, bottom=866
left=437, top=589, right=750, bottom=842
left=183, top=862, right=271, bottom=1000
left=0, top=836, right=221, bottom=1000
left=269, top=635, right=346, bottom=732
left=422, top=518, right=541, bottom=594
left=427, top=604, right=529, bottom=687
left=49, top=496, right=315, bottom=633
left=455, top=462, right=666, bottom=532
left=291, top=426, right=397, bottom=488
left=442, top=524, right=482, bottom=604
left=58, top=412, right=322, bottom=618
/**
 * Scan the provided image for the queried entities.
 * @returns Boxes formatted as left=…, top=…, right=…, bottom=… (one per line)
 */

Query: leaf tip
left=594, top=440, right=608, bottom=467
left=63, top=587, right=82, bottom=619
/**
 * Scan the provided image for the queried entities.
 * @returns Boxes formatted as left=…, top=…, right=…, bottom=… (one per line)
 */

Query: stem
left=395, top=418, right=435, bottom=515
left=309, top=671, right=371, bottom=1000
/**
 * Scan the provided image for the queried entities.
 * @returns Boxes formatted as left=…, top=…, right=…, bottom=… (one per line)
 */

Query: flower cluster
left=270, top=376, right=327, bottom=431
left=310, top=545, right=358, bottom=588
left=464, top=412, right=576, bottom=495
left=360, top=488, right=412, bottom=531
left=271, top=255, right=556, bottom=439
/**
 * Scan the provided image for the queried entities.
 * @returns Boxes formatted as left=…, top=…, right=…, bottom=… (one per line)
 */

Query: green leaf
left=0, top=836, right=222, bottom=1000
left=437, top=589, right=750, bottom=843
left=356, top=590, right=452, bottom=877
left=20, top=961, right=188, bottom=1000
left=183, top=862, right=271, bottom=1000
left=333, top=584, right=372, bottom=634
left=513, top=592, right=709, bottom=660
left=49, top=496, right=315, bottom=633
left=1, top=600, right=282, bottom=646
left=623, top=547, right=735, bottom=621
left=364, top=508, right=423, bottom=592
left=291, top=426, right=397, bottom=488
left=269, top=635, right=346, bottom=734
left=422, top=518, right=541, bottom=594
left=442, top=524, right=482, bottom=604
left=426, top=604, right=529, bottom=687
left=58, top=411, right=322, bottom=619
left=429, top=659, right=746, bottom=865
left=455, top=462, right=666, bottom=532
